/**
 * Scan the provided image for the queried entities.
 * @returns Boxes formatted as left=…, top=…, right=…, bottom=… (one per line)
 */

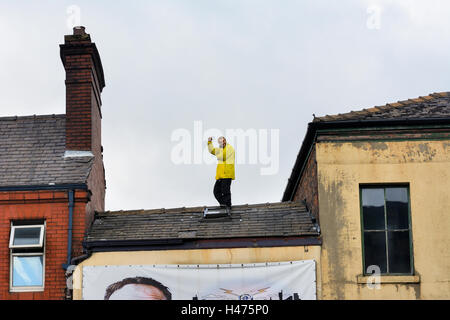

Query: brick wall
left=293, top=145, right=320, bottom=222
left=85, top=86, right=106, bottom=220
left=0, top=190, right=89, bottom=300
left=64, top=53, right=95, bottom=151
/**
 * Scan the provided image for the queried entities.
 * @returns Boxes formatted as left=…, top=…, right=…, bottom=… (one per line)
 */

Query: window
left=9, top=222, right=46, bottom=292
left=360, top=186, right=413, bottom=275
left=9, top=225, right=45, bottom=248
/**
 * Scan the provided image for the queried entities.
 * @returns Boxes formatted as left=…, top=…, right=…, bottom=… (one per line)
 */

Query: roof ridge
left=430, top=91, right=450, bottom=98
left=313, top=91, right=450, bottom=122
left=102, top=201, right=304, bottom=215
left=0, top=113, right=65, bottom=121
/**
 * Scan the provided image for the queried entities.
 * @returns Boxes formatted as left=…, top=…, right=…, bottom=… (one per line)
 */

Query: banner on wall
left=82, top=260, right=316, bottom=300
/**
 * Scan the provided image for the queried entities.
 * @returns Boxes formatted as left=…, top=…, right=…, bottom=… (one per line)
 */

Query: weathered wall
left=72, top=246, right=322, bottom=300
left=316, top=139, right=450, bottom=299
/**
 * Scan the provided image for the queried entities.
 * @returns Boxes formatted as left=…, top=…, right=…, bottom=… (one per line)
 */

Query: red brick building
left=0, top=26, right=106, bottom=299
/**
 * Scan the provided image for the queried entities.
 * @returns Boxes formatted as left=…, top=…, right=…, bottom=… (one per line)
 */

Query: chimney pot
left=73, top=26, right=86, bottom=36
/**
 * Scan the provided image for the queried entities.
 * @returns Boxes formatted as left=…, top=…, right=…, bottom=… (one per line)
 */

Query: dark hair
left=104, top=276, right=172, bottom=300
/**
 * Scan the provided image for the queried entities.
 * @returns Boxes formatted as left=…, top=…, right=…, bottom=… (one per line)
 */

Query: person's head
left=218, top=136, right=226, bottom=147
left=104, top=277, right=172, bottom=300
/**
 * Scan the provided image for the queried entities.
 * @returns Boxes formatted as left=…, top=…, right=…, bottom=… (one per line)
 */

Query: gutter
left=71, top=252, right=92, bottom=265
left=0, top=183, right=87, bottom=192
left=282, top=117, right=450, bottom=202
left=83, top=236, right=322, bottom=252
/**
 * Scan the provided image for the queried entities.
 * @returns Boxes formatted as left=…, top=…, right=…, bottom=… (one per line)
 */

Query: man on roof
left=207, top=136, right=235, bottom=208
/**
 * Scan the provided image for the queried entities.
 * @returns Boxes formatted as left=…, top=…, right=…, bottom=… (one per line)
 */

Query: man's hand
left=208, top=137, right=213, bottom=142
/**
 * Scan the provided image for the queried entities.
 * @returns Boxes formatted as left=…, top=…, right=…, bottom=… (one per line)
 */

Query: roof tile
left=313, top=91, right=450, bottom=122
left=86, top=201, right=319, bottom=242
left=0, top=114, right=93, bottom=187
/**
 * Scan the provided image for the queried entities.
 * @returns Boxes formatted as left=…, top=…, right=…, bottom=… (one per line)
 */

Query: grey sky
left=1, top=1, right=450, bottom=211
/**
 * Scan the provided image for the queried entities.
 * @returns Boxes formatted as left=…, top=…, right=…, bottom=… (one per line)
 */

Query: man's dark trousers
left=213, top=178, right=232, bottom=207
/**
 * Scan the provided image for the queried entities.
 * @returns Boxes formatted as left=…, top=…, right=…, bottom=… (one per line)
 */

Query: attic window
left=203, top=207, right=231, bottom=219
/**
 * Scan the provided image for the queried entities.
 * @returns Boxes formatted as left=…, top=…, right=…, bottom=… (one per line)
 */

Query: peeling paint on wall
left=314, top=139, right=450, bottom=299
left=318, top=175, right=347, bottom=299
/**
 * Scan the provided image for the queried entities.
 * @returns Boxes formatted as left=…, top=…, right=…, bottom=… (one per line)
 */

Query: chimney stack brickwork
left=60, top=26, right=105, bottom=153
left=60, top=26, right=107, bottom=222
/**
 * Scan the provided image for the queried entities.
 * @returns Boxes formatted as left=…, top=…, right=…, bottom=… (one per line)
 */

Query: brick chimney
left=60, top=26, right=105, bottom=154
left=60, top=26, right=107, bottom=216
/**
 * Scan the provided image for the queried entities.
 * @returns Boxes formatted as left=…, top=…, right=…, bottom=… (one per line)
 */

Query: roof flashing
left=64, top=150, right=94, bottom=158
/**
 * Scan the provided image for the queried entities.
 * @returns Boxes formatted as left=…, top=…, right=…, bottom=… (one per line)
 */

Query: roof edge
left=0, top=183, right=88, bottom=192
left=84, top=236, right=322, bottom=252
left=0, top=114, right=65, bottom=121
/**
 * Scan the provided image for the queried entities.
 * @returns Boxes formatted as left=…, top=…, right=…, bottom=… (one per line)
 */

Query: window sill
left=357, top=275, right=420, bottom=284
left=10, top=287, right=45, bottom=293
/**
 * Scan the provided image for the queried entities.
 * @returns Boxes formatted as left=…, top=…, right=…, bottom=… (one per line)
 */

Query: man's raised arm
left=207, top=137, right=217, bottom=155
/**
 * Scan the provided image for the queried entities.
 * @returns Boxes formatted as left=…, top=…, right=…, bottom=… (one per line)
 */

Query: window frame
left=359, top=184, right=414, bottom=276
left=9, top=221, right=46, bottom=293
left=9, top=224, right=45, bottom=249
left=9, top=252, right=46, bottom=292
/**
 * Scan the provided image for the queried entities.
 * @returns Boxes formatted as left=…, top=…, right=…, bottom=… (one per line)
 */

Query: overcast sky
left=1, top=1, right=450, bottom=211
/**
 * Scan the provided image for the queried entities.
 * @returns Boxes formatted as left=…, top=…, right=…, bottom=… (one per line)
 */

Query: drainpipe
left=63, top=190, right=74, bottom=270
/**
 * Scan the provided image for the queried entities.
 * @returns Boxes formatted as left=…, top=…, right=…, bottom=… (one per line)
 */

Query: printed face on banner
left=108, top=283, right=169, bottom=300
left=82, top=260, right=316, bottom=300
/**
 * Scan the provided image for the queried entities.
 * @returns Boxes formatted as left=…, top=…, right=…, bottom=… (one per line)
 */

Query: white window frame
left=9, top=252, right=46, bottom=292
left=9, top=222, right=46, bottom=293
left=9, top=224, right=45, bottom=249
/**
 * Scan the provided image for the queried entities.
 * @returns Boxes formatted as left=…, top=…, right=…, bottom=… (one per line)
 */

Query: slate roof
left=0, top=114, right=93, bottom=187
left=313, top=91, right=450, bottom=122
left=86, top=201, right=320, bottom=243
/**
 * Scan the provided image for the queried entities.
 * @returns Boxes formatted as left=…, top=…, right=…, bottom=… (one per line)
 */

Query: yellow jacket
left=208, top=141, right=235, bottom=180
